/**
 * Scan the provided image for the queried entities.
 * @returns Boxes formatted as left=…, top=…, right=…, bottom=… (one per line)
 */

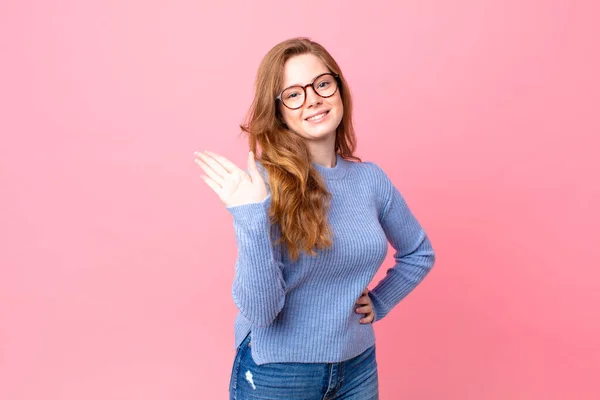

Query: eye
left=317, top=81, right=330, bottom=89
left=285, top=91, right=301, bottom=99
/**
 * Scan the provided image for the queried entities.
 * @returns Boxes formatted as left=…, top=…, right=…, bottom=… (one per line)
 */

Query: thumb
left=247, top=151, right=260, bottom=181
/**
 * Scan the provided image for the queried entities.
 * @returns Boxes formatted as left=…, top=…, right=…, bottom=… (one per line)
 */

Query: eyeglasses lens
left=281, top=74, right=338, bottom=109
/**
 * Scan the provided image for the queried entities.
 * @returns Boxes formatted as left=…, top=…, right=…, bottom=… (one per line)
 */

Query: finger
left=194, top=157, right=225, bottom=186
left=195, top=151, right=230, bottom=179
left=200, top=174, right=222, bottom=194
left=203, top=151, right=242, bottom=174
left=195, top=152, right=227, bottom=178
left=360, top=312, right=375, bottom=324
left=355, top=305, right=372, bottom=314
left=246, top=151, right=260, bottom=181
left=357, top=294, right=371, bottom=304
left=355, top=295, right=370, bottom=305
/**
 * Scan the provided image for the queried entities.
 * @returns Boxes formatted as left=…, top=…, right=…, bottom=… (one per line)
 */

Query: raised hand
left=194, top=150, right=268, bottom=208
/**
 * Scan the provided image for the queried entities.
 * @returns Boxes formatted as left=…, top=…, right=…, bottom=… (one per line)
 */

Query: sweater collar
left=312, top=153, right=349, bottom=180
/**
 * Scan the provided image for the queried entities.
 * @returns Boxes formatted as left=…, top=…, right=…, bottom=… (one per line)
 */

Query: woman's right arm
left=227, top=195, right=286, bottom=327
left=194, top=150, right=285, bottom=327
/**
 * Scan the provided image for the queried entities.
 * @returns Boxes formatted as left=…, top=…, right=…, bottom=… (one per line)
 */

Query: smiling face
left=278, top=53, right=344, bottom=145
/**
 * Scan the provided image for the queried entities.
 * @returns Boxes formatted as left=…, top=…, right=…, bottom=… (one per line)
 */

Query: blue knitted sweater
left=226, top=153, right=436, bottom=365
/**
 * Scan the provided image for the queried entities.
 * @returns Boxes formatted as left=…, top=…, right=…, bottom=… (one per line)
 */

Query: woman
left=194, top=37, right=436, bottom=399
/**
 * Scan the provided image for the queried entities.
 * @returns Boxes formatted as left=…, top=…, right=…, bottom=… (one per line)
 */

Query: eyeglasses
left=275, top=73, right=340, bottom=110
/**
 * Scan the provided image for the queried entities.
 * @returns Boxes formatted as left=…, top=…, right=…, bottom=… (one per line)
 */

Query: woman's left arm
left=368, top=181, right=436, bottom=323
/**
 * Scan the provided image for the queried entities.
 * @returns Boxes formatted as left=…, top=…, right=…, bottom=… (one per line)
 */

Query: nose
left=305, top=86, right=322, bottom=108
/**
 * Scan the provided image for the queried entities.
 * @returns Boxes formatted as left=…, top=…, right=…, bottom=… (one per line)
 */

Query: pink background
left=1, top=1, right=599, bottom=398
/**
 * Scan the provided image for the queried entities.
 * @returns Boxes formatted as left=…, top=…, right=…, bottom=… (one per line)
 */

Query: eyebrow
left=284, top=72, right=331, bottom=89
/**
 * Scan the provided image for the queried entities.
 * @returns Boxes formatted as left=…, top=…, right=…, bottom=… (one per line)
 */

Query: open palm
left=194, top=150, right=268, bottom=208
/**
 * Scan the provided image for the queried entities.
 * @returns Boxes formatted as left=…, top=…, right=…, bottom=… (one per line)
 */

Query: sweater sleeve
left=225, top=175, right=286, bottom=328
left=367, top=165, right=436, bottom=323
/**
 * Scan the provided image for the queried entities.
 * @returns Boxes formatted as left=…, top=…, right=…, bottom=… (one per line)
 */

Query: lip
left=304, top=110, right=329, bottom=121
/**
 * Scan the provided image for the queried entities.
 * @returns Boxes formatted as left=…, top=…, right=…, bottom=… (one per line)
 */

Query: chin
left=302, top=121, right=341, bottom=138
left=302, top=127, right=337, bottom=140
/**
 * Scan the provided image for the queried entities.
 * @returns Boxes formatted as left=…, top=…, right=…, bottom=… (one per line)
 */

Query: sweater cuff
left=368, top=290, right=388, bottom=323
left=226, top=193, right=272, bottom=229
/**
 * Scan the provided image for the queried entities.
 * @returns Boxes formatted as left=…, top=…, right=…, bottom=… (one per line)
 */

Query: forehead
left=282, top=53, right=330, bottom=88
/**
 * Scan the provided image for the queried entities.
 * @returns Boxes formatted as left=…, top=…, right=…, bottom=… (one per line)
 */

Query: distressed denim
left=229, top=332, right=379, bottom=399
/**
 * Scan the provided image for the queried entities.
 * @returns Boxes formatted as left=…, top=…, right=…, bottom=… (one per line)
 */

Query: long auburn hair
left=240, top=37, right=361, bottom=261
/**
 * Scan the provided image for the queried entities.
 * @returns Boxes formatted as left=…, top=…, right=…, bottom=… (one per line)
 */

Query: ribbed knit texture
left=226, top=153, right=436, bottom=365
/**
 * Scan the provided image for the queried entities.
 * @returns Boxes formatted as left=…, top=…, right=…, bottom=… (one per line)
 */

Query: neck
left=311, top=153, right=348, bottom=180
left=311, top=152, right=337, bottom=168
left=306, top=135, right=337, bottom=168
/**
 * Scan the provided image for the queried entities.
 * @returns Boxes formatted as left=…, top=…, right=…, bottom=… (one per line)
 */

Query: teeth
left=307, top=112, right=327, bottom=122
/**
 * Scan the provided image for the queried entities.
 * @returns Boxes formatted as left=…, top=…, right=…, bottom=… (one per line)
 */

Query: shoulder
left=350, top=160, right=395, bottom=219
left=350, top=160, right=394, bottom=188
left=357, top=160, right=386, bottom=175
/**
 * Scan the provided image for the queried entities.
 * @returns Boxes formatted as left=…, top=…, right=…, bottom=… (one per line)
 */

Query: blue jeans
left=229, top=332, right=379, bottom=399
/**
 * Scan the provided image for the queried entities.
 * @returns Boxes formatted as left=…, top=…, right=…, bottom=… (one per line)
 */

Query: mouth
left=305, top=110, right=329, bottom=123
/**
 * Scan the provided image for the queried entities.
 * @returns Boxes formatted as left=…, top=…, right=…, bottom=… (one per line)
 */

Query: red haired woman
left=194, top=37, right=436, bottom=399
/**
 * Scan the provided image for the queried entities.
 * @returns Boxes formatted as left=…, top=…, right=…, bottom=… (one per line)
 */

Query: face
left=278, top=53, right=343, bottom=143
